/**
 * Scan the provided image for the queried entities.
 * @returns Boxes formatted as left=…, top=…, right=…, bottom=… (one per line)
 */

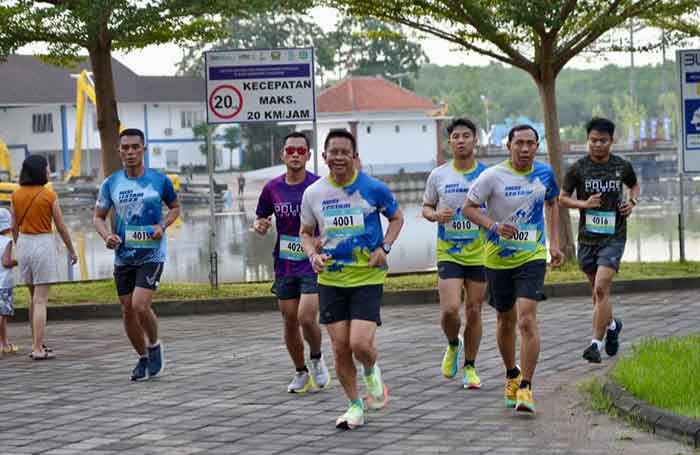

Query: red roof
left=318, top=76, right=437, bottom=113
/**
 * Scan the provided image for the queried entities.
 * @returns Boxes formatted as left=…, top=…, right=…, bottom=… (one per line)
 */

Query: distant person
left=559, top=117, right=640, bottom=364
left=238, top=173, right=246, bottom=197
left=422, top=118, right=488, bottom=389
left=0, top=208, right=19, bottom=355
left=94, top=128, right=180, bottom=381
left=463, top=124, right=564, bottom=414
left=300, top=129, right=404, bottom=430
left=253, top=132, right=329, bottom=393
left=11, top=154, right=77, bottom=360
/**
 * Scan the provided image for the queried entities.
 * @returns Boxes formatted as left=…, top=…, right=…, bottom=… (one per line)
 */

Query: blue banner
left=209, top=64, right=310, bottom=81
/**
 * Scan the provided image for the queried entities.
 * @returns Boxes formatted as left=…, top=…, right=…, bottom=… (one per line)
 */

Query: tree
left=330, top=0, right=700, bottom=258
left=193, top=122, right=220, bottom=168
left=0, top=0, right=284, bottom=177
left=223, top=126, right=242, bottom=170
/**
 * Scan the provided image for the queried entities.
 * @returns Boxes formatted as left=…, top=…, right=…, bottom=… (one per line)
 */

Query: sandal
left=42, top=344, right=53, bottom=353
left=29, top=351, right=55, bottom=361
left=2, top=344, right=20, bottom=354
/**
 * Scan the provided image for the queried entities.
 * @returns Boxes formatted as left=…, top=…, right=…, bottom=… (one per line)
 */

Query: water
left=40, top=202, right=700, bottom=284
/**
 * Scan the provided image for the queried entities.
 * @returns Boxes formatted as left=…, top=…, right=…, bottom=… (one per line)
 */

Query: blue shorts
left=272, top=274, right=318, bottom=300
left=577, top=241, right=625, bottom=274
left=0, top=288, right=14, bottom=317
left=437, top=261, right=486, bottom=282
left=486, top=260, right=546, bottom=313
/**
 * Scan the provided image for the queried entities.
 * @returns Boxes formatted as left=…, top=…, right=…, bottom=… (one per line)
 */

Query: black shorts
left=486, top=260, right=546, bottom=313
left=437, top=261, right=486, bottom=282
left=318, top=284, right=383, bottom=326
left=114, top=262, right=164, bottom=296
left=272, top=274, right=318, bottom=300
left=577, top=241, right=625, bottom=274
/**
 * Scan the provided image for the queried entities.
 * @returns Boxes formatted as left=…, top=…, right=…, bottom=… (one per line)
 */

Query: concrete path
left=1, top=291, right=698, bottom=454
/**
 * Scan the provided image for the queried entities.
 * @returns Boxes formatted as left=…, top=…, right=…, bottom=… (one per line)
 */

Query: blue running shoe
left=605, top=318, right=623, bottom=357
left=130, top=357, right=149, bottom=382
left=147, top=342, right=165, bottom=378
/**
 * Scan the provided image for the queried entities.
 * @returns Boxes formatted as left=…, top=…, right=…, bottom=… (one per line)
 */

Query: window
left=166, top=150, right=178, bottom=171
left=180, top=110, right=203, bottom=129
left=366, top=126, right=372, bottom=134
left=394, top=125, right=400, bottom=133
left=32, top=113, right=53, bottom=133
left=422, top=124, right=428, bottom=133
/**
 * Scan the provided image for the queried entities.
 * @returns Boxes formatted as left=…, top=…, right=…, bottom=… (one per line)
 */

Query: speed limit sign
left=208, top=85, right=243, bottom=120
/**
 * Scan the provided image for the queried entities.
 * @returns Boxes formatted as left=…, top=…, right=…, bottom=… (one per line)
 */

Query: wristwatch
left=381, top=242, right=392, bottom=254
left=629, top=198, right=638, bottom=206
left=160, top=223, right=167, bottom=232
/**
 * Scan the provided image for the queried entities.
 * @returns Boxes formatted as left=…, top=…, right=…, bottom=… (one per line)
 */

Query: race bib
left=279, top=235, right=306, bottom=261
left=500, top=223, right=538, bottom=251
left=444, top=213, right=479, bottom=240
left=585, top=210, right=615, bottom=235
left=125, top=225, right=159, bottom=249
left=323, top=207, right=365, bottom=238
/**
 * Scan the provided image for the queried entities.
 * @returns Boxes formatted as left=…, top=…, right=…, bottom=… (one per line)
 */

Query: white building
left=295, top=76, right=449, bottom=174
left=0, top=55, right=238, bottom=177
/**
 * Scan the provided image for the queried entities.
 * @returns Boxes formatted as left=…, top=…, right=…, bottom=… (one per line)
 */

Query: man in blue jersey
left=94, top=128, right=180, bottom=382
left=464, top=125, right=564, bottom=414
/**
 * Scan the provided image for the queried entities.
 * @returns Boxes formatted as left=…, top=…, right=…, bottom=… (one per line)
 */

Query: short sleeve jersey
left=300, top=171, right=399, bottom=288
left=96, top=169, right=177, bottom=266
left=562, top=154, right=638, bottom=245
left=12, top=186, right=57, bottom=234
left=256, top=171, right=319, bottom=278
left=423, top=160, right=488, bottom=266
left=467, top=160, right=559, bottom=270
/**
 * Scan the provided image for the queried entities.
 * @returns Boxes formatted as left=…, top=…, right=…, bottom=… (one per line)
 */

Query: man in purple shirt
left=254, top=132, right=330, bottom=393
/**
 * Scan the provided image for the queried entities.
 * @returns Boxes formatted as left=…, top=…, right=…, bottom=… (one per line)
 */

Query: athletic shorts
left=437, top=261, right=486, bottom=282
left=318, top=284, right=383, bottom=326
left=17, top=233, right=59, bottom=285
left=486, top=260, right=546, bottom=313
left=272, top=274, right=318, bottom=300
left=0, top=288, right=13, bottom=316
left=577, top=241, right=625, bottom=274
left=114, top=262, right=164, bottom=296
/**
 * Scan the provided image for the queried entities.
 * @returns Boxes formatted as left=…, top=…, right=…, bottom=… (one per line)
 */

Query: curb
left=602, top=381, right=700, bottom=448
left=9, top=276, right=700, bottom=323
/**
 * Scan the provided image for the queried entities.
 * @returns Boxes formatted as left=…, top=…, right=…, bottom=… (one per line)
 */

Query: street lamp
left=480, top=94, right=490, bottom=145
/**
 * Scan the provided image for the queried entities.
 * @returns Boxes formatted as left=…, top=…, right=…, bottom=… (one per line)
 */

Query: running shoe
left=363, top=364, right=389, bottom=411
left=462, top=366, right=482, bottom=389
left=130, top=357, right=149, bottom=382
left=310, top=355, right=331, bottom=390
left=335, top=401, right=364, bottom=430
left=582, top=343, right=602, bottom=363
left=287, top=371, right=313, bottom=393
left=147, top=342, right=165, bottom=377
left=441, top=336, right=463, bottom=378
left=605, top=318, right=623, bottom=357
left=515, top=387, right=536, bottom=414
left=504, top=371, right=522, bottom=408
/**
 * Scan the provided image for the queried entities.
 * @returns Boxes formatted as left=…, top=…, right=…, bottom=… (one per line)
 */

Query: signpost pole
left=679, top=171, right=686, bottom=262
left=313, top=118, right=319, bottom=175
left=207, top=128, right=218, bottom=288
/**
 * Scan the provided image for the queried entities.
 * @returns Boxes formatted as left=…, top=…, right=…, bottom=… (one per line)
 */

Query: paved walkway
left=1, top=291, right=699, bottom=454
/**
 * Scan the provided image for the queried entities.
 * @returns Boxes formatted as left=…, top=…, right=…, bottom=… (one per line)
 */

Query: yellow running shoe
left=462, top=366, right=481, bottom=389
left=504, top=373, right=522, bottom=408
left=515, top=387, right=536, bottom=414
left=441, top=336, right=463, bottom=378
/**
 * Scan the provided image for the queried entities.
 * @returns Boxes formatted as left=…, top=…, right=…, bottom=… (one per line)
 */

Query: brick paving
left=1, top=291, right=698, bottom=454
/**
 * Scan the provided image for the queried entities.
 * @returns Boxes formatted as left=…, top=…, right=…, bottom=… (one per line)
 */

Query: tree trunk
left=88, top=41, right=122, bottom=179
left=535, top=74, right=576, bottom=260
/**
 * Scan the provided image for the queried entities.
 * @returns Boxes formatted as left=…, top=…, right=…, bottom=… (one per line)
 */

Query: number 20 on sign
left=209, top=85, right=243, bottom=120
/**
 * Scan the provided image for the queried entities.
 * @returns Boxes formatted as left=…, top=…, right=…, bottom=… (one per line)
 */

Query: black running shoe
left=582, top=344, right=601, bottom=363
left=605, top=318, right=623, bottom=357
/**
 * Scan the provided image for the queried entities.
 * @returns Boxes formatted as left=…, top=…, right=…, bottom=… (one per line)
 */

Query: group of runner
left=93, top=115, right=638, bottom=430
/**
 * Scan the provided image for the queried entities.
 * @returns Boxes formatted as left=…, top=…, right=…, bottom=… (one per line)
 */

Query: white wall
left=357, top=119, right=437, bottom=165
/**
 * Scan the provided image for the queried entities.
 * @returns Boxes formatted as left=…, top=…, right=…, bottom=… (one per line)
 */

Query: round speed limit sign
left=209, top=85, right=243, bottom=120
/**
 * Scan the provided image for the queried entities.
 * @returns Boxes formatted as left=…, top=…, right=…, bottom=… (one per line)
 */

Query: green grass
left=11, top=260, right=700, bottom=308
left=612, top=335, right=700, bottom=419
left=579, top=377, right=614, bottom=413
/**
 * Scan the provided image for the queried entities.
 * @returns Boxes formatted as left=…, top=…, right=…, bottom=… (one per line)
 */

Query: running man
left=559, top=117, right=639, bottom=364
left=422, top=118, right=488, bottom=388
left=253, top=131, right=330, bottom=393
left=300, top=129, right=404, bottom=430
left=463, top=124, right=564, bottom=414
left=94, top=128, right=180, bottom=381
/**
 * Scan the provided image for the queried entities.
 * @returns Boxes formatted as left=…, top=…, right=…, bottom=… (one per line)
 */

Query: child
left=0, top=207, right=18, bottom=355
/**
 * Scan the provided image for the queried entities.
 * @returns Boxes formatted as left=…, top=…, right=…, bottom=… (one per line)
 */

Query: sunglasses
left=284, top=146, right=308, bottom=156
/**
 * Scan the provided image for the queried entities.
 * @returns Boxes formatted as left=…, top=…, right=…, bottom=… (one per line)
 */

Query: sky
left=22, top=6, right=700, bottom=76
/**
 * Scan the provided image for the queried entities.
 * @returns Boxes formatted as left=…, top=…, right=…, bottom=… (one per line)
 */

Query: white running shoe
left=287, top=371, right=313, bottom=393
left=310, top=355, right=331, bottom=389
